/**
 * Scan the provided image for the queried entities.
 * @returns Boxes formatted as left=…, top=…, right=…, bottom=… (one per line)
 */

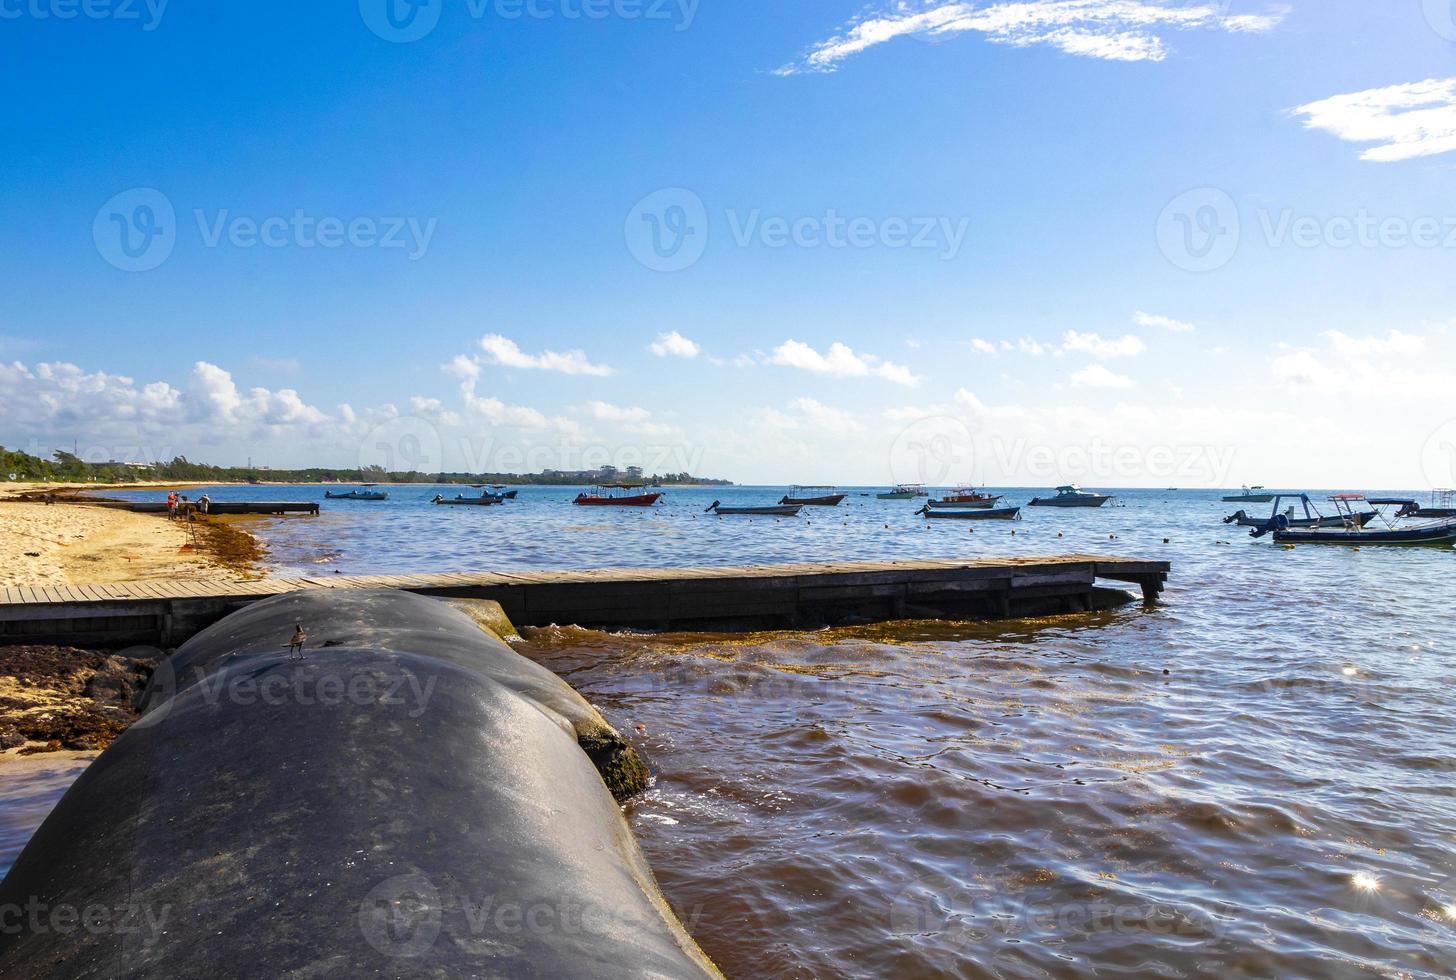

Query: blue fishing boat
left=916, top=505, right=1020, bottom=520
left=325, top=485, right=389, bottom=501
left=1225, top=494, right=1375, bottom=533
left=706, top=500, right=802, bottom=517
left=1257, top=494, right=1456, bottom=545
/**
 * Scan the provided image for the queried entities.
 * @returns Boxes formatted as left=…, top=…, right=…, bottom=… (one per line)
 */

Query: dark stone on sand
left=0, top=590, right=719, bottom=979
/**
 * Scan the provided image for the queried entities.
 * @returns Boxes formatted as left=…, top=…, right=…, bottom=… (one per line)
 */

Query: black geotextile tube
left=0, top=589, right=720, bottom=979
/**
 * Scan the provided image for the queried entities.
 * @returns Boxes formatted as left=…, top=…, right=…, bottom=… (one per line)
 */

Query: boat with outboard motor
left=779, top=486, right=847, bottom=507
left=325, top=485, right=389, bottom=501
left=433, top=490, right=503, bottom=506
left=1222, top=485, right=1275, bottom=503
left=573, top=484, right=664, bottom=507
left=1370, top=489, right=1456, bottom=519
left=1028, top=485, right=1112, bottom=508
left=1257, top=494, right=1456, bottom=545
left=916, top=504, right=1020, bottom=520
left=1225, top=494, right=1376, bottom=533
left=706, top=500, right=803, bottom=517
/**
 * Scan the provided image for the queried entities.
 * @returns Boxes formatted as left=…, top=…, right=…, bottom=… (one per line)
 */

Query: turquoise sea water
left=2, top=485, right=1453, bottom=976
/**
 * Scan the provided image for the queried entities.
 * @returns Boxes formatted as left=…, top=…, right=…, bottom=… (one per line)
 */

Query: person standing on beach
left=198, top=493, right=210, bottom=515
left=166, top=492, right=177, bottom=519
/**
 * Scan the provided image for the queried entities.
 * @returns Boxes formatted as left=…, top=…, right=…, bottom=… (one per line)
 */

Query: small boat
left=1222, top=485, right=1275, bottom=503
left=433, top=492, right=502, bottom=507
left=877, top=484, right=926, bottom=500
left=780, top=486, right=847, bottom=507
left=1225, top=494, right=1375, bottom=532
left=325, top=485, right=389, bottom=501
left=1370, top=490, right=1456, bottom=519
left=482, top=484, right=520, bottom=500
left=706, top=500, right=803, bottom=517
left=920, top=492, right=1001, bottom=509
left=1258, top=494, right=1456, bottom=546
left=573, top=484, right=664, bottom=507
left=1027, top=485, right=1112, bottom=508
left=916, top=505, right=1020, bottom=520
left=926, top=489, right=1002, bottom=509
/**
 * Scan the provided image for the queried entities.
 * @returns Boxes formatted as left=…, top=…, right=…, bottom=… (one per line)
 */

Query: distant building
left=625, top=466, right=643, bottom=481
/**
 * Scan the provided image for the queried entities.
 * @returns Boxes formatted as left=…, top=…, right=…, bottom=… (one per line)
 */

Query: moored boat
left=325, top=485, right=389, bottom=501
left=573, top=484, right=664, bottom=507
left=433, top=492, right=502, bottom=507
left=877, top=484, right=926, bottom=500
left=1027, top=485, right=1112, bottom=508
left=916, top=505, right=1020, bottom=520
left=1222, top=485, right=1275, bottom=503
left=780, top=486, right=847, bottom=507
left=706, top=500, right=802, bottom=517
left=1225, top=494, right=1375, bottom=532
left=926, top=489, right=1002, bottom=509
left=1259, top=494, right=1456, bottom=546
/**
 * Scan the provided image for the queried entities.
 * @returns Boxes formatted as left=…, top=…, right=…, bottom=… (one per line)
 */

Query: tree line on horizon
left=0, top=447, right=732, bottom=487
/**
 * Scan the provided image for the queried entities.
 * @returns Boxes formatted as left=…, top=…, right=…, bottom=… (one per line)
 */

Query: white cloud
left=969, top=338, right=998, bottom=354
left=1070, top=364, right=1135, bottom=388
left=792, top=397, right=864, bottom=435
left=648, top=330, right=701, bottom=358
left=479, top=334, right=614, bottom=376
left=1133, top=311, right=1195, bottom=333
left=408, top=396, right=460, bottom=427
left=768, top=339, right=921, bottom=386
left=1292, top=77, right=1456, bottom=163
left=1272, top=328, right=1448, bottom=398
left=777, top=0, right=1285, bottom=75
left=1061, top=330, right=1146, bottom=359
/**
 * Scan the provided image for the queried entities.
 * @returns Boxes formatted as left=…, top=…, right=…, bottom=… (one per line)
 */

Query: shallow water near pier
left=4, top=486, right=1455, bottom=976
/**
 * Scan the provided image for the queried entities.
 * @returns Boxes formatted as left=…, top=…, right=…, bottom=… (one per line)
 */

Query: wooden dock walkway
left=0, top=555, right=1169, bottom=647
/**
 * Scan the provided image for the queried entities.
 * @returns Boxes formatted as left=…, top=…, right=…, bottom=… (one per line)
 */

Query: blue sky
left=3, top=1, right=1456, bottom=487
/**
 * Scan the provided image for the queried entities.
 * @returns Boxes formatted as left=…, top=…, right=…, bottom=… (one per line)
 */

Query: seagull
left=289, top=624, right=307, bottom=660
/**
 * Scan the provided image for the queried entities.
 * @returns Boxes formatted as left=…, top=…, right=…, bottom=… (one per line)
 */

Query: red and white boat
left=926, top=488, right=1003, bottom=509
left=572, top=484, right=664, bottom=507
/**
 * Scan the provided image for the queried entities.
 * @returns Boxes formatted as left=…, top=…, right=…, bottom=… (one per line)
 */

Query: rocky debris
left=0, top=645, right=161, bottom=754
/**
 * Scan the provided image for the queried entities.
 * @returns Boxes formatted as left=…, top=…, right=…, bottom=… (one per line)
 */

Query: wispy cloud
left=776, top=0, right=1285, bottom=75
left=1133, top=311, right=1195, bottom=333
left=1062, top=330, right=1146, bottom=358
left=479, top=334, right=614, bottom=376
left=1292, top=77, right=1456, bottom=162
left=768, top=340, right=921, bottom=386
left=1070, top=363, right=1135, bottom=388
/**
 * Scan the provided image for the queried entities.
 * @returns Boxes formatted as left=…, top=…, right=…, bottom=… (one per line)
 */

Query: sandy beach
left=0, top=487, right=257, bottom=588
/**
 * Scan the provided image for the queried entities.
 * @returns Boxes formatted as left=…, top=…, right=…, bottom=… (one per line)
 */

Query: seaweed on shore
left=0, top=645, right=161, bottom=754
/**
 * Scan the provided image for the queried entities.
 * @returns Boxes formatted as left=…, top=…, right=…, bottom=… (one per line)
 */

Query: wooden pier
left=83, top=500, right=321, bottom=516
left=0, top=555, right=1168, bottom=648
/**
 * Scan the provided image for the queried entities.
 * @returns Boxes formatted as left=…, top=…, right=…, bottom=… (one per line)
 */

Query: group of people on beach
left=166, top=492, right=210, bottom=518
